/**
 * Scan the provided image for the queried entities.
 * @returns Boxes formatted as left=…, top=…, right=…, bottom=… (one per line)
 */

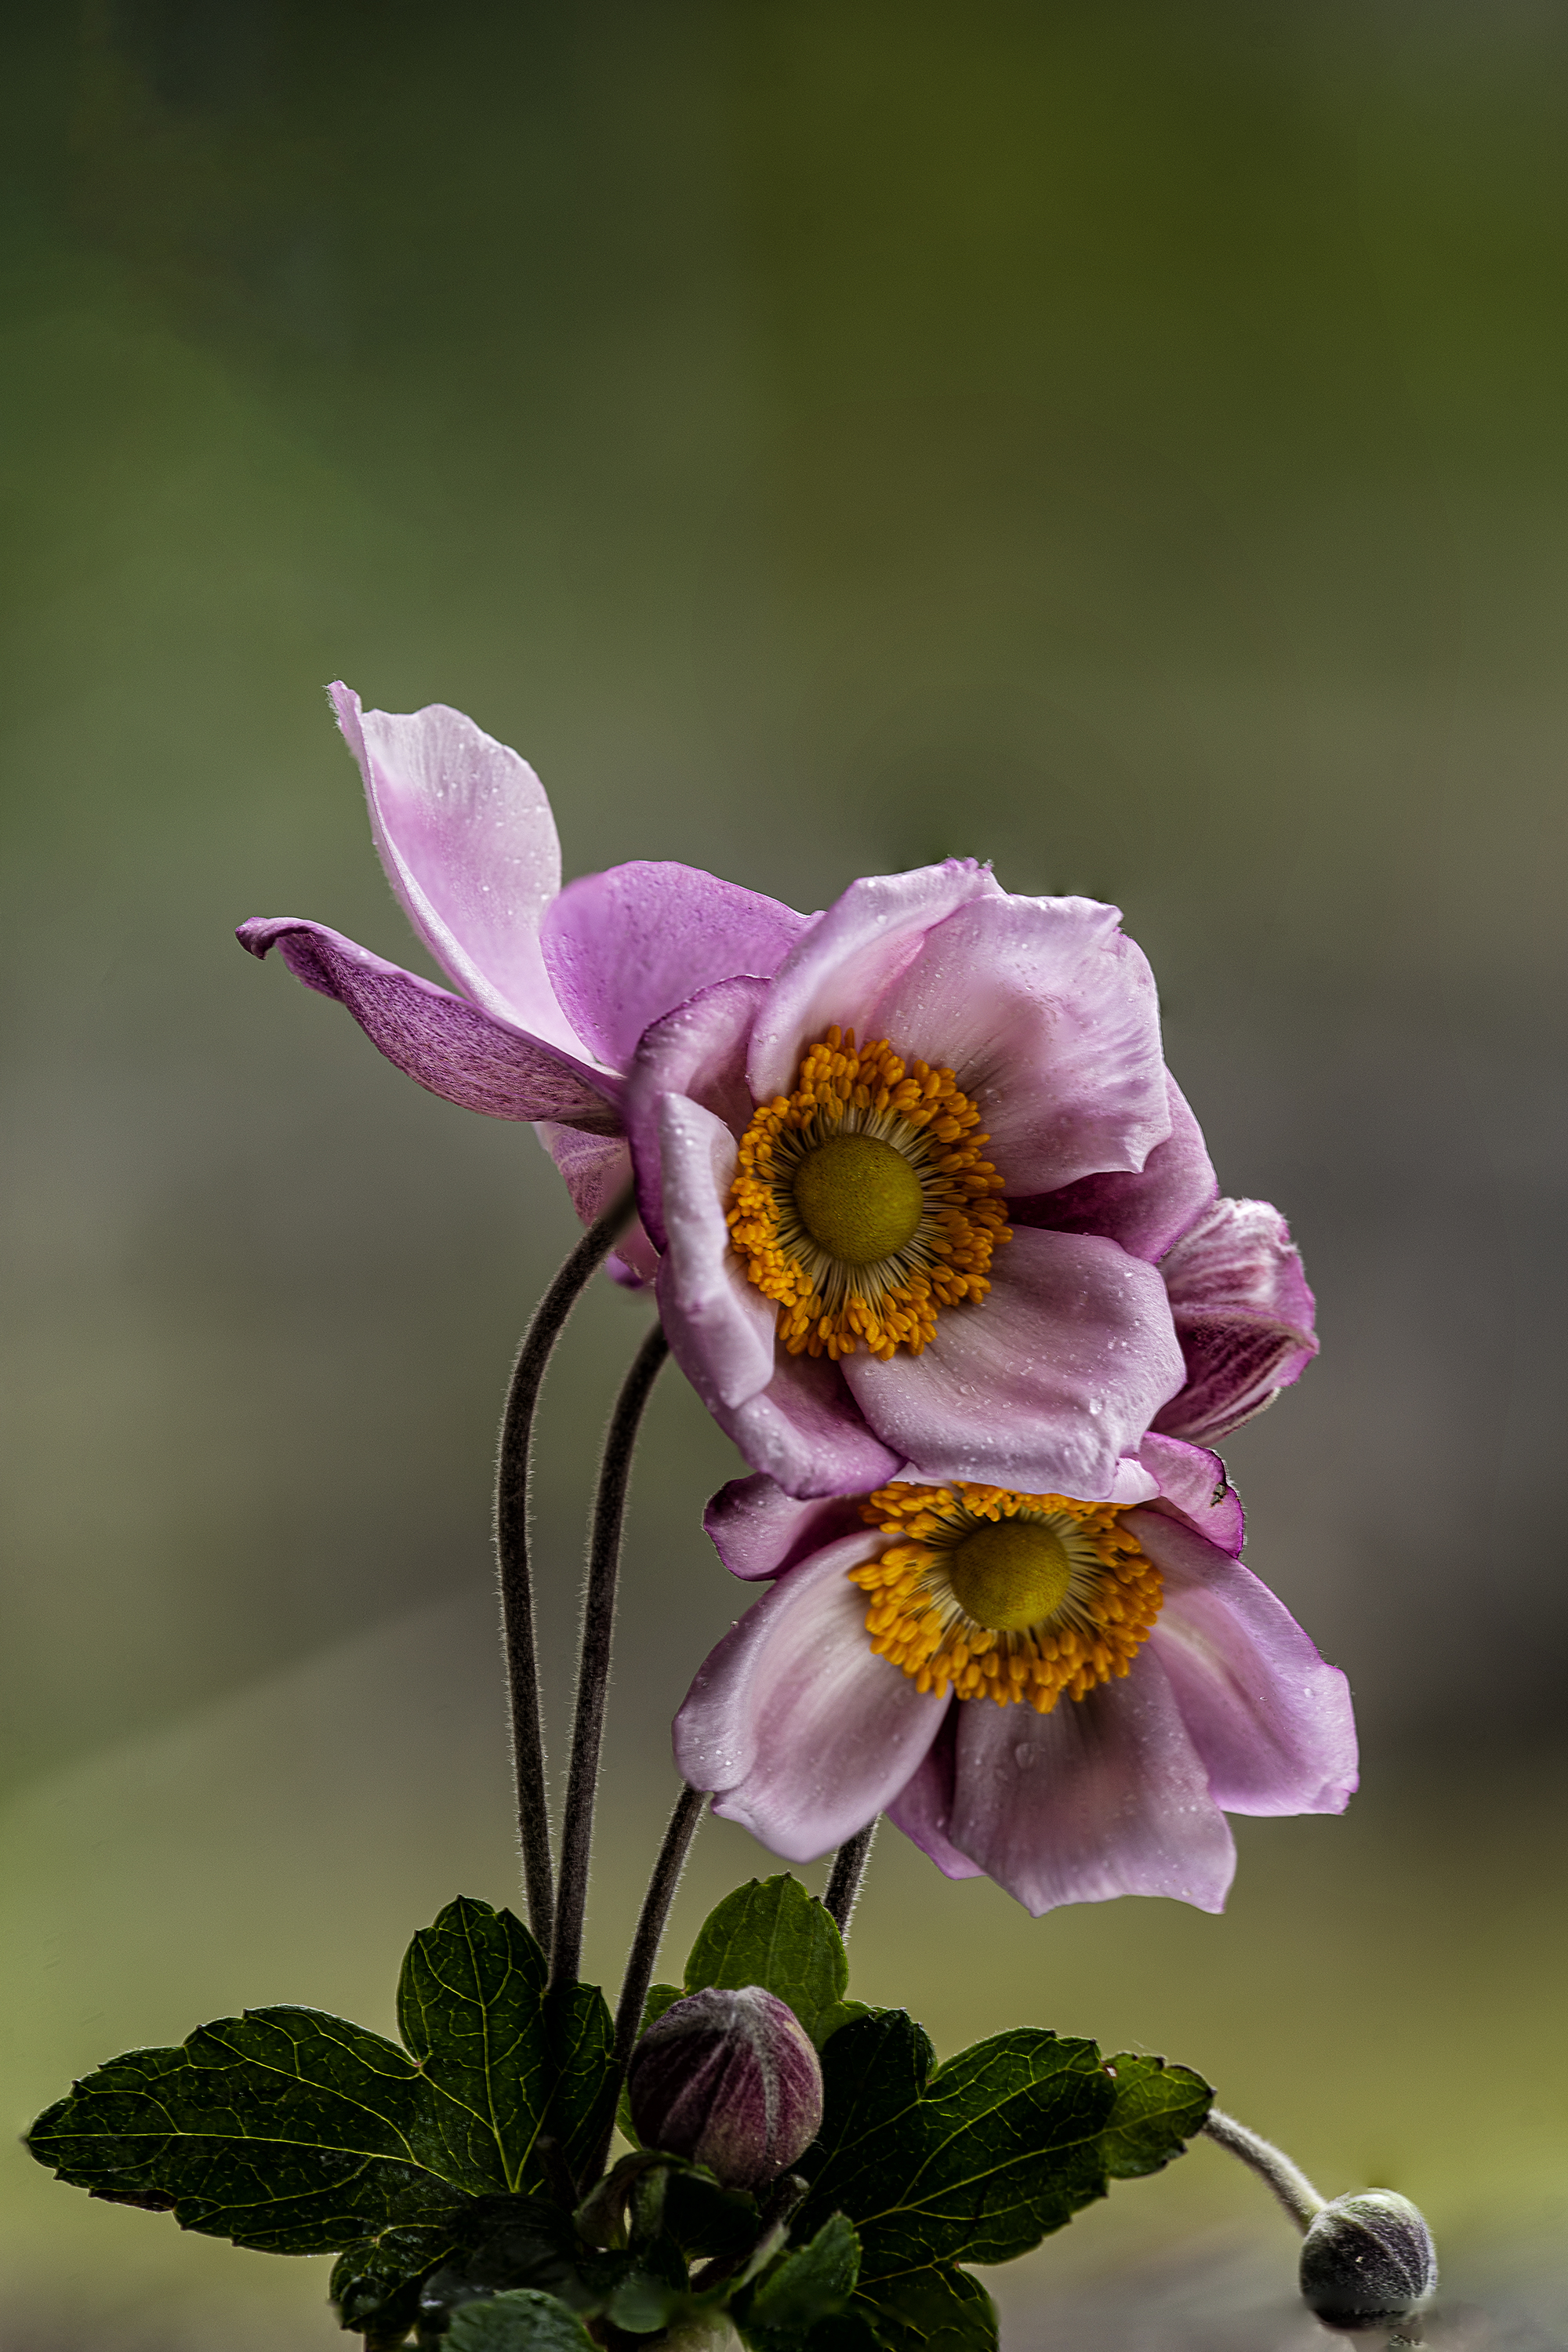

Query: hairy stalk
left=1203, top=2107, right=1327, bottom=2229
left=495, top=1185, right=636, bottom=1952
left=823, top=1820, right=878, bottom=1936
left=550, top=1320, right=671, bottom=1994
left=582, top=1780, right=707, bottom=2186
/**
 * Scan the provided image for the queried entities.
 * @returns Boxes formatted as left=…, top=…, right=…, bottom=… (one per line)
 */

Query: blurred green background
left=3, top=4, right=1566, bottom=2344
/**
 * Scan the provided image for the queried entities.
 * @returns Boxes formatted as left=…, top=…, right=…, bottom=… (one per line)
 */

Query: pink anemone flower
left=674, top=1436, right=1356, bottom=1917
left=238, top=687, right=812, bottom=1283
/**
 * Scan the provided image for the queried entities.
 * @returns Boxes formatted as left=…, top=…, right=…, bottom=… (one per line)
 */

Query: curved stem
left=495, top=1185, right=636, bottom=1951
left=823, top=1820, right=878, bottom=1937
left=581, top=1780, right=707, bottom=2187
left=550, top=1320, right=671, bottom=1994
left=1203, top=2107, right=1327, bottom=2230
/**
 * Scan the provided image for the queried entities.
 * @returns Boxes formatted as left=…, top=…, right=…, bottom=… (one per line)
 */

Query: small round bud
left=627, top=1986, right=824, bottom=2194
left=1299, top=2190, right=1438, bottom=2332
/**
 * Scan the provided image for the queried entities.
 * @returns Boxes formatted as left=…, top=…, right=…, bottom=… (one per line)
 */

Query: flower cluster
left=242, top=687, right=1349, bottom=1918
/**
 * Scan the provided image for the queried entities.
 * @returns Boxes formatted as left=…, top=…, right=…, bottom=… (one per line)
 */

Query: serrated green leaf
left=398, top=1898, right=550, bottom=2194
left=854, top=2264, right=996, bottom=2352
left=1098, top=2053, right=1212, bottom=2179
left=445, top=2288, right=599, bottom=2351
left=796, top=2015, right=1117, bottom=2274
left=683, top=1877, right=855, bottom=2048
left=540, top=1982, right=615, bottom=2187
left=742, top=2211, right=861, bottom=2344
left=27, top=2006, right=471, bottom=2254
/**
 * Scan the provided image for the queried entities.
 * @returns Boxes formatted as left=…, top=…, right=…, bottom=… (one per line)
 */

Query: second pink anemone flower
left=674, top=1438, right=1356, bottom=1918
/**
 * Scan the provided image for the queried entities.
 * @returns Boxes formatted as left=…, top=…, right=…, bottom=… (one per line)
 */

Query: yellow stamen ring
left=725, top=1027, right=1011, bottom=1361
left=848, top=1481, right=1163, bottom=1712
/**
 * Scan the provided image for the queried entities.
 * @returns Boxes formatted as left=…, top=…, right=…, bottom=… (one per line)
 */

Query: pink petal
left=843, top=1228, right=1185, bottom=1498
left=1108, top=1456, right=1162, bottom=1505
left=717, top=1351, right=906, bottom=1501
left=535, top=1125, right=659, bottom=1287
left=673, top=1537, right=947, bottom=1860
left=238, top=919, right=620, bottom=1129
left=885, top=1711, right=985, bottom=1881
left=624, top=977, right=767, bottom=1250
left=1010, top=1078, right=1217, bottom=1262
left=1131, top=1509, right=1358, bottom=1817
left=869, top=893, right=1169, bottom=1192
left=331, top=685, right=581, bottom=1051
left=746, top=862, right=1000, bottom=1102
left=1154, top=1197, right=1319, bottom=1445
left=653, top=1096, right=775, bottom=1411
left=948, top=1653, right=1236, bottom=1916
left=1136, top=1432, right=1245, bottom=1556
left=703, top=1474, right=870, bottom=1583
left=541, top=862, right=807, bottom=1074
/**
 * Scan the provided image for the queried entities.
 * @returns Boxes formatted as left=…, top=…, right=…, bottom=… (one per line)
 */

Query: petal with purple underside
left=1010, top=1079, right=1216, bottom=1262
left=1131, top=1509, right=1358, bottom=1817
left=332, top=685, right=582, bottom=1051
left=948, top=1653, right=1236, bottom=1916
left=238, top=918, right=621, bottom=1128
left=541, top=862, right=807, bottom=1073
left=746, top=862, right=1000, bottom=1102
left=869, top=893, right=1169, bottom=1192
left=717, top=1350, right=906, bottom=1501
left=624, top=976, right=767, bottom=1250
left=1136, top=1432, right=1245, bottom=1556
left=1153, top=1197, right=1319, bottom=1445
left=886, top=1708, right=985, bottom=1881
left=673, top=1537, right=947, bottom=1860
left=535, top=1124, right=659, bottom=1287
left=653, top=1095, right=776, bottom=1410
left=703, top=1474, right=871, bottom=1582
left=844, top=1228, right=1184, bottom=1498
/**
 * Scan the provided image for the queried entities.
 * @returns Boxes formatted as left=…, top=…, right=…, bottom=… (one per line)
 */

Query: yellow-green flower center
left=946, top=1519, right=1073, bottom=1632
left=792, top=1133, right=926, bottom=1266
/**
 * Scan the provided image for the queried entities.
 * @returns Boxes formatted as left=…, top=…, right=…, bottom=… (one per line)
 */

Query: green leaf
left=1098, top=2053, right=1212, bottom=2180
left=445, top=2288, right=599, bottom=2351
left=742, top=2212, right=862, bottom=2345
left=854, top=2264, right=996, bottom=2352
left=683, top=1877, right=858, bottom=2048
left=27, top=2005, right=480, bottom=2254
left=539, top=1981, right=616, bottom=2187
left=797, top=2014, right=1117, bottom=2273
left=398, top=1898, right=550, bottom=2194
left=329, top=2223, right=461, bottom=2332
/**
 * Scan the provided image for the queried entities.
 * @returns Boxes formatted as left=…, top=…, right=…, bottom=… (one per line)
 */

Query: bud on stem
left=627, top=1987, right=823, bottom=2194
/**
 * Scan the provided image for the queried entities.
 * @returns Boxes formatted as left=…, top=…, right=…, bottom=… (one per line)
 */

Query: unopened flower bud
left=1299, top=2190, right=1438, bottom=2332
left=627, top=1986, right=823, bottom=2193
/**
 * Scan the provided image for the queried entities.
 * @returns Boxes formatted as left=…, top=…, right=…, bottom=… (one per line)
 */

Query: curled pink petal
left=884, top=1711, right=984, bottom=1881
left=1132, top=1509, right=1358, bottom=1817
left=673, top=1537, right=946, bottom=1860
left=541, top=862, right=807, bottom=1074
left=624, top=976, right=767, bottom=1251
left=870, top=893, right=1169, bottom=1192
left=535, top=1125, right=658, bottom=1287
left=703, top=1474, right=870, bottom=1583
left=331, top=684, right=581, bottom=1049
left=238, top=918, right=621, bottom=1129
left=1155, top=1197, right=1319, bottom=1445
left=1136, top=1432, right=1245, bottom=1556
left=716, top=1352, right=905, bottom=1501
left=653, top=1096, right=775, bottom=1411
left=1108, top=1456, right=1162, bottom=1506
left=844, top=1229, right=1185, bottom=1498
left=1011, top=1078, right=1217, bottom=1262
left=949, top=1653, right=1236, bottom=1916
left=746, top=862, right=1000, bottom=1102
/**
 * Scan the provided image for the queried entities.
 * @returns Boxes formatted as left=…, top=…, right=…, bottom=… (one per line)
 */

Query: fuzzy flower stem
left=823, top=1819, right=878, bottom=1937
left=495, top=1185, right=636, bottom=1951
left=581, top=1780, right=708, bottom=2187
left=550, top=1319, right=672, bottom=1997
left=1203, top=2107, right=1327, bottom=2230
